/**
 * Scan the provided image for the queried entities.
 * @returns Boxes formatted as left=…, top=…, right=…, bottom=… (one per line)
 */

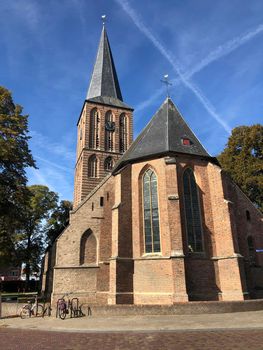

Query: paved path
left=1, top=311, right=263, bottom=349
left=0, top=328, right=263, bottom=350
left=1, top=310, right=263, bottom=332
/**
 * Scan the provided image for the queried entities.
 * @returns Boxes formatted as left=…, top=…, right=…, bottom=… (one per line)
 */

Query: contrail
left=35, top=155, right=73, bottom=174
left=136, top=23, right=263, bottom=113
left=187, top=23, right=263, bottom=78
left=115, top=0, right=262, bottom=134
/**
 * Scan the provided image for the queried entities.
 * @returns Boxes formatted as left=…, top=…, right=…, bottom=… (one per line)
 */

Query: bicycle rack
left=70, top=298, right=84, bottom=318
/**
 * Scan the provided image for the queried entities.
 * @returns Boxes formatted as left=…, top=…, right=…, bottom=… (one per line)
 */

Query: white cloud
left=30, top=130, right=75, bottom=163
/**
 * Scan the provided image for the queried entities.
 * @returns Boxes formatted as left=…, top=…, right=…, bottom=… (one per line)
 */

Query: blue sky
left=1, top=0, right=262, bottom=201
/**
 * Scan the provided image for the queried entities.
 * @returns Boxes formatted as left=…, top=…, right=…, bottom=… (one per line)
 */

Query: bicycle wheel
left=32, top=304, right=44, bottom=317
left=59, top=308, right=67, bottom=320
left=20, top=306, right=30, bottom=319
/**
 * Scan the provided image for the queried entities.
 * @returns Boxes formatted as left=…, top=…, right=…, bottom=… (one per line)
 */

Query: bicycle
left=20, top=295, right=43, bottom=318
left=56, top=293, right=71, bottom=320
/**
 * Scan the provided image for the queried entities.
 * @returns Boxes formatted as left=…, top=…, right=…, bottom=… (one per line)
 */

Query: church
left=42, top=24, right=263, bottom=305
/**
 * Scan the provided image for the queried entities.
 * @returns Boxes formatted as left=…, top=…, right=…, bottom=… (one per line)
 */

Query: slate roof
left=113, top=98, right=213, bottom=173
left=86, top=26, right=132, bottom=110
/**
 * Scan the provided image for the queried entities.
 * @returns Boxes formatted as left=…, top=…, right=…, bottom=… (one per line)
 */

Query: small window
left=246, top=210, right=251, bottom=221
left=100, top=197, right=104, bottom=207
left=181, top=137, right=191, bottom=146
left=92, top=202, right=94, bottom=211
left=107, top=192, right=109, bottom=201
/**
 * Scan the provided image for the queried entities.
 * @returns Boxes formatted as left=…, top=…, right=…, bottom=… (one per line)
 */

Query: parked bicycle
left=20, top=295, right=43, bottom=318
left=56, top=293, right=71, bottom=320
left=56, top=293, right=84, bottom=320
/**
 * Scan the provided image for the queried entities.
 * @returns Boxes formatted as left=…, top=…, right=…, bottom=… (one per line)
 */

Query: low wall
left=2, top=299, right=263, bottom=318
left=81, top=299, right=263, bottom=316
left=1, top=302, right=20, bottom=318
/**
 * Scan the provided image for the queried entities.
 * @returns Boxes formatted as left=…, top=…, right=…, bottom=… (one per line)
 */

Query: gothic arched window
left=88, top=155, right=98, bottom=178
left=105, top=111, right=114, bottom=151
left=89, top=108, right=100, bottom=149
left=119, top=113, right=128, bottom=153
left=80, top=229, right=97, bottom=265
left=183, top=168, right=203, bottom=252
left=104, top=156, right=114, bottom=171
left=143, top=169, right=160, bottom=253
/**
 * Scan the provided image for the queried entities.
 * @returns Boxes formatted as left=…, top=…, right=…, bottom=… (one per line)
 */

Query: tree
left=218, top=125, right=263, bottom=211
left=45, top=200, right=72, bottom=245
left=16, top=185, right=58, bottom=285
left=0, top=86, right=36, bottom=264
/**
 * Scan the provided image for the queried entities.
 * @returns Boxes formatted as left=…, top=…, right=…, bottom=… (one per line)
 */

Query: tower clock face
left=105, top=121, right=115, bottom=132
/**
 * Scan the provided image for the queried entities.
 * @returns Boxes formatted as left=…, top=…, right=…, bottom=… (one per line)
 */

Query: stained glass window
left=183, top=168, right=203, bottom=252
left=143, top=169, right=160, bottom=253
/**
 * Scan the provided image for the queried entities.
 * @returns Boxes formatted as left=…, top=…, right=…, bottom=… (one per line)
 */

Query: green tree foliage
left=0, top=86, right=36, bottom=264
left=218, top=125, right=263, bottom=211
left=45, top=200, right=72, bottom=245
left=16, top=185, right=58, bottom=285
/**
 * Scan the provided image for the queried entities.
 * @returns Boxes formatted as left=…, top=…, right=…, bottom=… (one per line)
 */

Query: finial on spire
left=160, top=74, right=172, bottom=98
left=101, top=15, right=106, bottom=26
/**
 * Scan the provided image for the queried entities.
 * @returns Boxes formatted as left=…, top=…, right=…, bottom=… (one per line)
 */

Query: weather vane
left=160, top=74, right=172, bottom=97
left=101, top=15, right=106, bottom=26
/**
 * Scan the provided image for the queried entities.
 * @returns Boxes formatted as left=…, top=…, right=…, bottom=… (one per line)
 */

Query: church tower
left=74, top=24, right=133, bottom=207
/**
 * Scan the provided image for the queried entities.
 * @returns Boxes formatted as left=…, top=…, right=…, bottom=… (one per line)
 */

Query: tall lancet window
left=143, top=169, right=161, bottom=253
left=119, top=113, right=128, bottom=153
left=105, top=111, right=114, bottom=151
left=89, top=108, right=100, bottom=149
left=183, top=168, right=203, bottom=252
left=88, top=155, right=98, bottom=178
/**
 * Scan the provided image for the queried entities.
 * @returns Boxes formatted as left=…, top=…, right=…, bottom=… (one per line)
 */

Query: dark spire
left=87, top=25, right=123, bottom=101
left=113, top=98, right=215, bottom=173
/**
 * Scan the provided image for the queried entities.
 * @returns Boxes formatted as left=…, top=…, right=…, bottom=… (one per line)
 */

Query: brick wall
left=73, top=101, right=133, bottom=207
left=50, top=151, right=262, bottom=306
left=52, top=175, right=115, bottom=305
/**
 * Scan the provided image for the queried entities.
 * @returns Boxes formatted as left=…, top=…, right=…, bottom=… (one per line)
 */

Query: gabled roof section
left=113, top=98, right=211, bottom=173
left=87, top=26, right=125, bottom=104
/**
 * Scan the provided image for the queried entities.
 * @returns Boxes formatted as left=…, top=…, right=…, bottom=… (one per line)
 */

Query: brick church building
left=42, top=24, right=263, bottom=305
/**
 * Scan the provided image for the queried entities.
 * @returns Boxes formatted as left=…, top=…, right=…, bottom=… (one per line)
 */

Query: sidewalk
left=1, top=310, right=263, bottom=333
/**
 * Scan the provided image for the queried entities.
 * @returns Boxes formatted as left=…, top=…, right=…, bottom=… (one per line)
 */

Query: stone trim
left=54, top=265, right=100, bottom=269
left=170, top=250, right=185, bottom=258
left=211, top=253, right=244, bottom=260
left=168, top=194, right=179, bottom=200
left=165, top=157, right=177, bottom=164
left=112, top=202, right=121, bottom=210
